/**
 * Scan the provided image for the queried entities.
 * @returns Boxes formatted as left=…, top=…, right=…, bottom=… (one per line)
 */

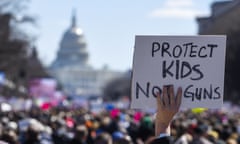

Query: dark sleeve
left=149, top=136, right=174, bottom=144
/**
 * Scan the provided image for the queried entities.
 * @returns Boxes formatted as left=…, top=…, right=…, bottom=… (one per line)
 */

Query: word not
left=162, top=60, right=204, bottom=80
left=152, top=42, right=218, bottom=58
left=135, top=82, right=221, bottom=101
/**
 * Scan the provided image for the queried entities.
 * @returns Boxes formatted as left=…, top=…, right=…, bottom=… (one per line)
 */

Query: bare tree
left=0, top=0, right=48, bottom=97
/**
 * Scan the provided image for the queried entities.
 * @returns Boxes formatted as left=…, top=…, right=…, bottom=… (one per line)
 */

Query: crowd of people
left=0, top=103, right=239, bottom=144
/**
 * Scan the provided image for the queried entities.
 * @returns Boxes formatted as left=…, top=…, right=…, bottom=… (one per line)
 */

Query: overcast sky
left=27, top=0, right=217, bottom=71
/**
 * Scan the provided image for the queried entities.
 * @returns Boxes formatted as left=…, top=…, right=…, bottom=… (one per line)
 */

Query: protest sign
left=131, top=35, right=226, bottom=109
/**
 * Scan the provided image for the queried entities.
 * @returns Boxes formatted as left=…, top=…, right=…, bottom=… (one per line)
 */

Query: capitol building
left=50, top=12, right=123, bottom=96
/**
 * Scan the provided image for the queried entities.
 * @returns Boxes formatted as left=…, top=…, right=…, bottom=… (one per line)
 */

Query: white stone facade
left=50, top=11, right=122, bottom=96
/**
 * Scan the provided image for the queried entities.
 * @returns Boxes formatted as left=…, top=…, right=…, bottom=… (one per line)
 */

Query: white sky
left=27, top=0, right=217, bottom=71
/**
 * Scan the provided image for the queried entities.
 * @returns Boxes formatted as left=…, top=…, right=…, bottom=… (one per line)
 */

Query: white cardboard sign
left=131, top=35, right=226, bottom=109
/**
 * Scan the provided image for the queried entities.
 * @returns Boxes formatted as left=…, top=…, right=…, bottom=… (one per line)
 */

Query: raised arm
left=155, top=85, right=182, bottom=136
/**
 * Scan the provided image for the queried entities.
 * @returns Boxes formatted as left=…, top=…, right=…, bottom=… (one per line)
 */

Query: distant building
left=196, top=0, right=240, bottom=103
left=50, top=11, right=122, bottom=96
left=197, top=0, right=240, bottom=34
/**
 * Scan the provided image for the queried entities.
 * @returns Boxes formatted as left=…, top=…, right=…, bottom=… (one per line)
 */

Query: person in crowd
left=23, top=126, right=41, bottom=144
left=69, top=124, right=88, bottom=144
left=226, top=138, right=237, bottom=144
left=207, top=130, right=225, bottom=144
left=189, top=124, right=213, bottom=144
left=94, top=132, right=112, bottom=144
left=0, top=130, right=19, bottom=144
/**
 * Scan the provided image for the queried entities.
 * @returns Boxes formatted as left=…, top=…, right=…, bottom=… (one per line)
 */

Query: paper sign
left=131, top=35, right=226, bottom=109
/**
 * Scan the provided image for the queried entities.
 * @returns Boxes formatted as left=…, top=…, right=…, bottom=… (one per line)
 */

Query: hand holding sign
left=131, top=35, right=226, bottom=109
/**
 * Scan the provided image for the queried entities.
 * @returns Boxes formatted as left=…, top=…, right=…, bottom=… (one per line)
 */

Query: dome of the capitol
left=49, top=9, right=123, bottom=97
left=51, top=11, right=89, bottom=69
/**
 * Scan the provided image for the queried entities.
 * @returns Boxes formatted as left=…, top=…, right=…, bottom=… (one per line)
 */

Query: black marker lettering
left=152, top=42, right=160, bottom=57
left=198, top=46, right=207, bottom=58
left=195, top=88, right=202, bottom=100
left=189, top=44, right=197, bottom=57
left=162, top=60, right=174, bottom=78
left=173, top=45, right=182, bottom=58
left=184, top=84, right=194, bottom=101
left=191, top=64, right=204, bottom=80
left=183, top=42, right=192, bottom=57
left=136, top=82, right=150, bottom=99
left=203, top=84, right=212, bottom=99
left=181, top=61, right=192, bottom=79
left=152, top=86, right=162, bottom=98
left=208, top=44, right=218, bottom=57
left=176, top=60, right=180, bottom=80
left=213, top=87, right=221, bottom=99
left=162, top=42, right=171, bottom=57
